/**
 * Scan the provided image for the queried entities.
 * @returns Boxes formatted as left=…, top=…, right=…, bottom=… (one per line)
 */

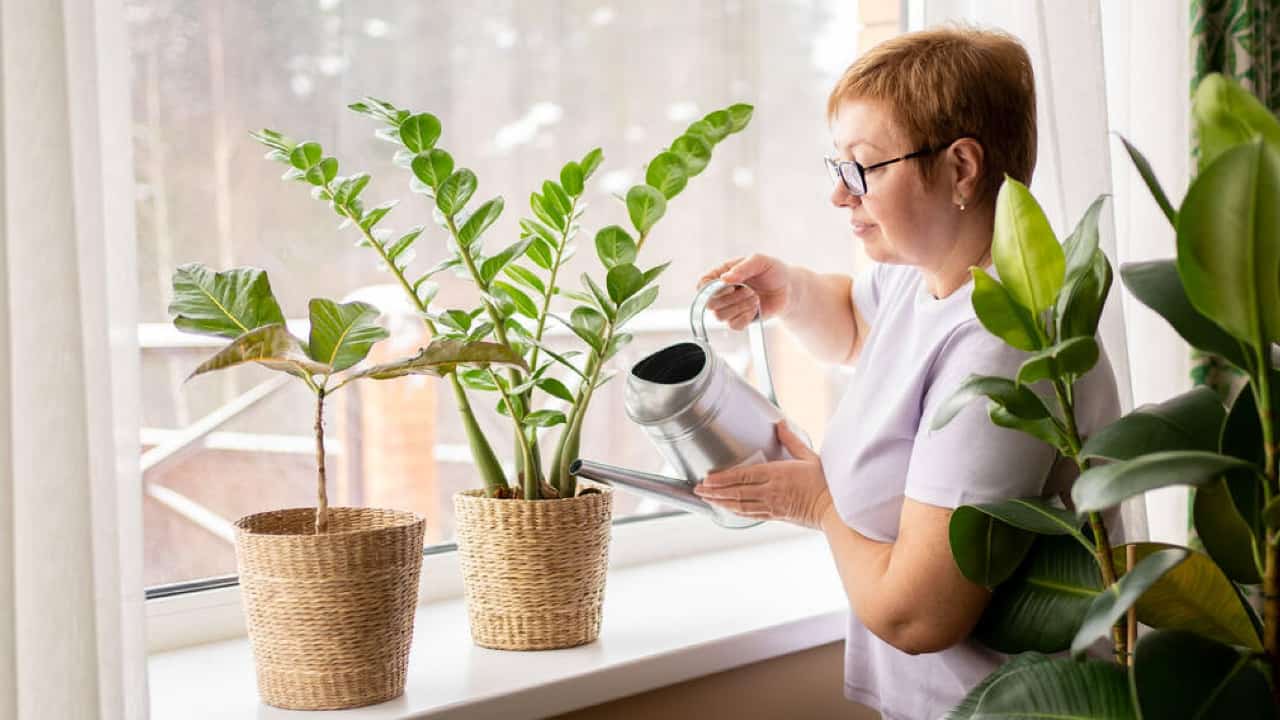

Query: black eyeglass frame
left=824, top=139, right=960, bottom=196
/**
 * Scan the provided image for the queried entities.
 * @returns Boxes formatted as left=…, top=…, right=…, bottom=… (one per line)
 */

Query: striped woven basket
left=453, top=485, right=612, bottom=650
left=234, top=507, right=426, bottom=710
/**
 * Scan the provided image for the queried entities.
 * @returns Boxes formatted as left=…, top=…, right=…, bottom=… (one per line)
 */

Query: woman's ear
left=947, top=138, right=985, bottom=207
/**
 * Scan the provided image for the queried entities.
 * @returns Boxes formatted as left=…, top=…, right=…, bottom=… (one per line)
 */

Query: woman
left=693, top=27, right=1119, bottom=720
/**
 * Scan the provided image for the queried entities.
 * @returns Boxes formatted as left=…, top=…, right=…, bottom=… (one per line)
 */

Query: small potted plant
left=251, top=99, right=753, bottom=650
left=169, top=263, right=522, bottom=709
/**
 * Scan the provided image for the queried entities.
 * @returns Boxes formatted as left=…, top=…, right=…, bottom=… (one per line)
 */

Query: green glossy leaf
left=529, top=191, right=563, bottom=231
left=169, top=264, right=287, bottom=340
left=604, top=333, right=633, bottom=360
left=582, top=273, right=616, bottom=318
left=436, top=169, right=478, bottom=217
left=1219, top=382, right=1271, bottom=542
left=359, top=200, right=397, bottom=232
left=1061, top=195, right=1106, bottom=287
left=930, top=375, right=1051, bottom=431
left=457, top=197, right=504, bottom=249
left=1113, top=543, right=1262, bottom=650
left=536, top=377, right=575, bottom=403
left=560, top=161, right=584, bottom=196
left=949, top=507, right=1035, bottom=587
left=1056, top=248, right=1113, bottom=341
left=970, top=267, right=1041, bottom=351
left=492, top=281, right=538, bottom=319
left=502, top=264, right=546, bottom=297
left=992, top=177, right=1065, bottom=314
left=646, top=151, right=688, bottom=199
left=989, top=405, right=1072, bottom=454
left=479, top=237, right=536, bottom=287
left=1176, top=140, right=1280, bottom=346
left=626, top=184, right=666, bottom=235
left=411, top=149, right=454, bottom=190
left=526, top=237, right=554, bottom=269
left=726, top=103, right=753, bottom=132
left=962, top=497, right=1087, bottom=540
left=1070, top=547, right=1187, bottom=657
left=552, top=313, right=604, bottom=354
left=527, top=339, right=588, bottom=381
left=399, top=113, right=442, bottom=154
left=1016, top=336, right=1098, bottom=385
left=387, top=227, right=424, bottom=263
left=1120, top=259, right=1247, bottom=368
left=542, top=180, right=572, bottom=218
left=1117, top=134, right=1176, bottom=225
left=522, top=409, right=567, bottom=428
left=1192, top=72, right=1280, bottom=171
left=595, top=225, right=637, bottom=268
left=974, top=535, right=1103, bottom=654
left=943, top=653, right=1049, bottom=720
left=670, top=134, right=712, bottom=176
left=1133, top=630, right=1271, bottom=720
left=289, top=141, right=322, bottom=170
left=571, top=306, right=606, bottom=336
left=437, top=309, right=473, bottom=333
left=306, top=299, right=389, bottom=372
left=606, top=263, right=644, bottom=304
left=972, top=656, right=1136, bottom=719
left=685, top=119, right=718, bottom=146
left=188, top=324, right=328, bottom=382
left=520, top=218, right=560, bottom=248
left=702, top=110, right=732, bottom=141
left=1194, top=477, right=1262, bottom=584
left=466, top=322, right=494, bottom=342
left=1080, top=386, right=1225, bottom=461
left=641, top=261, right=671, bottom=287
left=457, top=367, right=498, bottom=392
left=616, top=285, right=659, bottom=327
left=348, top=338, right=527, bottom=381
left=580, top=147, right=604, bottom=179
left=1073, top=450, right=1252, bottom=512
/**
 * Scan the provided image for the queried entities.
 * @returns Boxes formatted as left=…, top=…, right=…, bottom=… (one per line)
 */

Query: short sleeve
left=904, top=321, right=1057, bottom=509
left=851, top=262, right=885, bottom=323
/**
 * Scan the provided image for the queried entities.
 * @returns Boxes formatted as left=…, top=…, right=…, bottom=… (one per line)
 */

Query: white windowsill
left=148, top=533, right=847, bottom=719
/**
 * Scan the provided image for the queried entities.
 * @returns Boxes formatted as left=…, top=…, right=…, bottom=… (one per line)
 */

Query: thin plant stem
left=314, top=386, right=329, bottom=534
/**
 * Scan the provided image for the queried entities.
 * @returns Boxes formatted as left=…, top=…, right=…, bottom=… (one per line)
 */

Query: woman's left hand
left=694, top=421, right=834, bottom=529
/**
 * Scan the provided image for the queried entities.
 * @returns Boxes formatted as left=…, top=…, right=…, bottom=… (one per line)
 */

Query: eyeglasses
left=824, top=141, right=956, bottom=196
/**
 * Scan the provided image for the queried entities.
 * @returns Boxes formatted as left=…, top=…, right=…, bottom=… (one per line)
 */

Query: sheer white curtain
left=0, top=0, right=147, bottom=717
left=909, top=0, right=1193, bottom=544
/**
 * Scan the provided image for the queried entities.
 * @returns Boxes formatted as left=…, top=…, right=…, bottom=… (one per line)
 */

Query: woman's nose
left=830, top=182, right=859, bottom=209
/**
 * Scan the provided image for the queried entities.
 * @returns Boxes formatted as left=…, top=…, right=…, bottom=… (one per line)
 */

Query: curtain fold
left=0, top=0, right=147, bottom=717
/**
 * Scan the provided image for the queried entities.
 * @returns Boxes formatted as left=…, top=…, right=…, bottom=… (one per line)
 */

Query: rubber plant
left=168, top=263, right=525, bottom=533
left=250, top=99, right=752, bottom=501
left=935, top=73, right=1278, bottom=718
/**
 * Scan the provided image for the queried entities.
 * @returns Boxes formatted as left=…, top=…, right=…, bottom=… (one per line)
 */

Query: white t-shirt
left=819, top=262, right=1120, bottom=720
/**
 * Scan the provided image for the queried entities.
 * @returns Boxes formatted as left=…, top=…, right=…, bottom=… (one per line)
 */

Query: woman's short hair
left=827, top=26, right=1036, bottom=204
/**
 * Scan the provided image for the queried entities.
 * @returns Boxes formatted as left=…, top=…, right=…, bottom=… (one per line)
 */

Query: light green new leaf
left=626, top=184, right=666, bottom=235
left=1061, top=195, right=1106, bottom=288
left=411, top=149, right=454, bottom=190
left=570, top=305, right=606, bottom=336
left=580, top=148, right=604, bottom=179
left=670, top=134, right=712, bottom=176
left=560, top=161, right=584, bottom=196
left=306, top=299, right=389, bottom=373
left=992, top=177, right=1065, bottom=315
left=188, top=324, right=328, bottom=382
left=169, top=263, right=287, bottom=340
left=948, top=507, right=1035, bottom=587
left=641, top=261, right=671, bottom=287
left=595, top=225, right=637, bottom=269
left=1120, top=259, right=1248, bottom=368
left=1117, top=134, right=1176, bottom=225
left=646, top=152, right=688, bottom=199
left=1192, top=72, right=1280, bottom=171
left=348, top=338, right=527, bottom=381
left=386, top=226, right=424, bottom=262
left=436, top=169, right=478, bottom=217
left=1072, top=450, right=1254, bottom=512
left=289, top=141, right=322, bottom=170
left=1176, top=140, right=1280, bottom=346
left=726, top=103, right=753, bottom=132
left=1132, top=630, right=1272, bottom=720
left=1080, top=386, right=1225, bottom=461
left=930, top=375, right=1051, bottom=431
left=399, top=113, right=442, bottom=154
left=970, top=267, right=1042, bottom=351
left=1015, top=336, right=1099, bottom=385
left=1070, top=547, right=1187, bottom=657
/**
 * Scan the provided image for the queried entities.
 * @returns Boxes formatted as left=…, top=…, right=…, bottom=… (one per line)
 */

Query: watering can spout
left=569, top=459, right=759, bottom=529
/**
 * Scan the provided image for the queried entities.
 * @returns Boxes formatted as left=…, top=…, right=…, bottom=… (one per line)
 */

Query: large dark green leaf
left=974, top=535, right=1102, bottom=654
left=1080, top=386, right=1225, bottom=461
left=169, top=263, right=286, bottom=339
left=949, top=507, right=1035, bottom=587
left=347, top=339, right=527, bottom=381
left=963, top=497, right=1088, bottom=541
left=1069, top=547, right=1187, bottom=657
left=1193, top=477, right=1262, bottom=584
left=1113, top=543, right=1262, bottom=651
left=1192, top=72, right=1280, bottom=171
left=1072, top=450, right=1253, bottom=512
left=1176, top=140, right=1280, bottom=347
left=992, top=177, right=1065, bottom=315
left=1056, top=249, right=1113, bottom=341
left=1132, top=630, right=1272, bottom=720
left=1016, top=337, right=1099, bottom=386
left=306, top=299, right=388, bottom=372
left=1117, top=134, right=1176, bottom=225
left=971, top=656, right=1135, bottom=719
left=626, top=184, right=666, bottom=235
left=1120, top=259, right=1247, bottom=368
left=1216, top=382, right=1270, bottom=547
left=970, top=267, right=1042, bottom=351
left=645, top=152, right=688, bottom=199
left=944, top=653, right=1048, bottom=720
left=188, top=324, right=328, bottom=382
left=930, top=376, right=1052, bottom=431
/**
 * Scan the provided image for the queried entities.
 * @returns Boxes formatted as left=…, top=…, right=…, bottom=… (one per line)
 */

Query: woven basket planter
left=453, top=485, right=613, bottom=650
left=234, top=506, right=426, bottom=710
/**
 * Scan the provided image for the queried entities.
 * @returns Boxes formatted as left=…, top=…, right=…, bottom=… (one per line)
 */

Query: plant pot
left=453, top=485, right=613, bottom=650
left=234, top=506, right=426, bottom=710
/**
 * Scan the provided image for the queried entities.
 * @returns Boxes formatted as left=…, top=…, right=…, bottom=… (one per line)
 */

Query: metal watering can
left=571, top=279, right=806, bottom=529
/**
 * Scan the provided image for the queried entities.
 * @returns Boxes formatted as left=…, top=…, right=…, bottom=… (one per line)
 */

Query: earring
left=957, top=199, right=967, bottom=211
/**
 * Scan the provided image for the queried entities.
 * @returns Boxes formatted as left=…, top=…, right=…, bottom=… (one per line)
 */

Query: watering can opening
left=630, top=342, right=707, bottom=384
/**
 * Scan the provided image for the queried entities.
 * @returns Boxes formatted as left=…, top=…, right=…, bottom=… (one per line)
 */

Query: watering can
left=571, top=279, right=808, bottom=529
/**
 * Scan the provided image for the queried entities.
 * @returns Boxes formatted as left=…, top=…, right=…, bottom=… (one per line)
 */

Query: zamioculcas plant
left=250, top=99, right=753, bottom=502
left=936, top=73, right=1279, bottom=719
left=168, top=262, right=526, bottom=532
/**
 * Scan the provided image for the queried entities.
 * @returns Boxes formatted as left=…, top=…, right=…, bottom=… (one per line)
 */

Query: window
left=131, top=0, right=899, bottom=591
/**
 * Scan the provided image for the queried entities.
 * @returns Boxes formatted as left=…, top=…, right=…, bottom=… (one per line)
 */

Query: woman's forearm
left=780, top=266, right=863, bottom=366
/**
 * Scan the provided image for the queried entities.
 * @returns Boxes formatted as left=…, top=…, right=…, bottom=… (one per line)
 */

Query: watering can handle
left=690, top=279, right=778, bottom=407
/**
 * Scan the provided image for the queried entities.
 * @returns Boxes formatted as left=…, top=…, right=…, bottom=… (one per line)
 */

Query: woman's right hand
left=698, top=254, right=792, bottom=330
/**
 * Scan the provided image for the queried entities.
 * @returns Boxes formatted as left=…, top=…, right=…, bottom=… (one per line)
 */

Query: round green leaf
left=1176, top=140, right=1280, bottom=346
left=1080, top=386, right=1226, bottom=461
left=1133, top=629, right=1271, bottom=720
left=399, top=113, right=442, bottom=153
left=949, top=506, right=1035, bottom=587
left=645, top=152, right=688, bottom=199
left=1072, top=450, right=1253, bottom=512
left=970, top=267, right=1042, bottom=351
left=992, top=177, right=1065, bottom=314
left=560, top=161, right=584, bottom=196
left=670, top=134, right=712, bottom=176
left=289, top=141, right=322, bottom=170
left=411, top=149, right=454, bottom=190
left=606, top=263, right=644, bottom=304
left=726, top=103, right=754, bottom=132
left=702, top=110, right=732, bottom=141
left=436, top=169, right=478, bottom=217
left=594, top=225, right=637, bottom=269
left=626, top=184, right=666, bottom=235
left=1070, top=547, right=1187, bottom=657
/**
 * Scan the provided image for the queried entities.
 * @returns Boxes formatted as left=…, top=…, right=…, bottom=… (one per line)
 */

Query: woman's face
left=828, top=98, right=960, bottom=268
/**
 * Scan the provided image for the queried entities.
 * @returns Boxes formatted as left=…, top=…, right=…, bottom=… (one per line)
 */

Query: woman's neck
left=922, top=209, right=995, bottom=299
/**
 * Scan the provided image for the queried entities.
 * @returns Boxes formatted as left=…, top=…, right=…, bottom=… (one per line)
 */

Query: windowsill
left=148, top=533, right=847, bottom=719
